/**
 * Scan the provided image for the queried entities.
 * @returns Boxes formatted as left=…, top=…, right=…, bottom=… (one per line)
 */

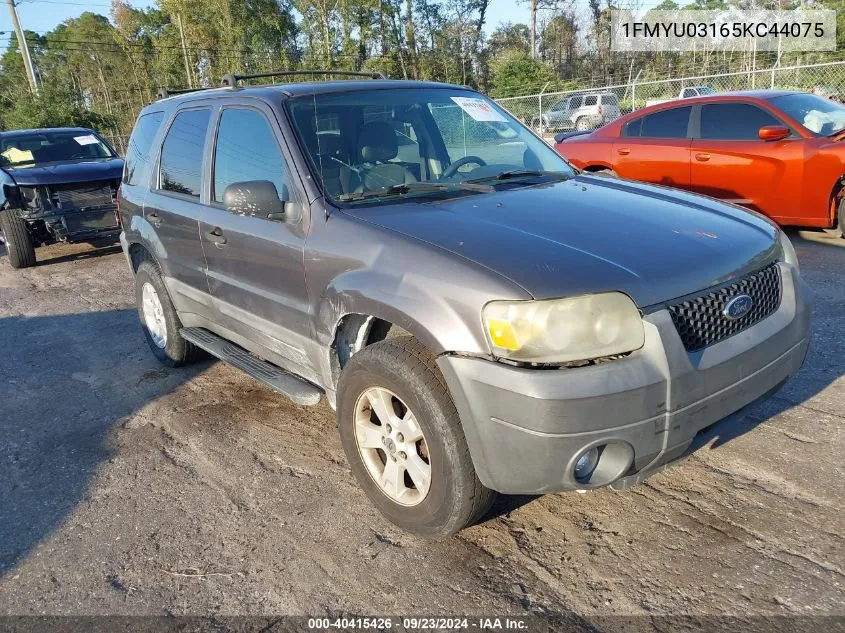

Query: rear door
left=120, top=110, right=165, bottom=236
left=600, top=94, right=621, bottom=121
left=564, top=95, right=583, bottom=128
left=612, top=105, right=692, bottom=189
left=198, top=102, right=314, bottom=376
left=689, top=101, right=804, bottom=220
left=143, top=106, right=215, bottom=314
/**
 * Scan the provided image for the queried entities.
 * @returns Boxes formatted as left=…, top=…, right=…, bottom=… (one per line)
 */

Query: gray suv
left=532, top=92, right=622, bottom=132
left=120, top=73, right=810, bottom=537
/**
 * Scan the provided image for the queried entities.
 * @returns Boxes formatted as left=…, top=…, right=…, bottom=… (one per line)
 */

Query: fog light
left=574, top=447, right=600, bottom=482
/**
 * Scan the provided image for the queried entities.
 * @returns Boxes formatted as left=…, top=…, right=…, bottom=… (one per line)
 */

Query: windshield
left=770, top=93, right=845, bottom=135
left=286, top=87, right=575, bottom=204
left=0, top=130, right=115, bottom=168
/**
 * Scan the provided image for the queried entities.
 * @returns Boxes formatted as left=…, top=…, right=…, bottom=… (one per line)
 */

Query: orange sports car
left=554, top=90, right=845, bottom=232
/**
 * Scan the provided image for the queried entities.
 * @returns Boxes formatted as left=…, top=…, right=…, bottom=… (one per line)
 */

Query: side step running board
left=180, top=327, right=322, bottom=406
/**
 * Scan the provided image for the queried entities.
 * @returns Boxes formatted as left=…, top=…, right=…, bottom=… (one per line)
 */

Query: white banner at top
left=611, top=10, right=836, bottom=53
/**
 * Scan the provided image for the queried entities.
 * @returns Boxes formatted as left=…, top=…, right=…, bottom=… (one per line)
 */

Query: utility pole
left=177, top=14, right=193, bottom=89
left=5, top=0, right=39, bottom=93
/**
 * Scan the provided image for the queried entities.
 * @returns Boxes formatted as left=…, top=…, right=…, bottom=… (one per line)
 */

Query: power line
left=16, top=0, right=113, bottom=6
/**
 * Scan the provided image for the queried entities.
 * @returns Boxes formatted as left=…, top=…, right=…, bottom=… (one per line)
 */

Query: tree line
left=1, top=0, right=843, bottom=145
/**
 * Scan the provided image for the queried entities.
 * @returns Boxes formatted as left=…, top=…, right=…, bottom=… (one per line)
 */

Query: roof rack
left=156, top=86, right=216, bottom=100
left=220, top=69, right=386, bottom=87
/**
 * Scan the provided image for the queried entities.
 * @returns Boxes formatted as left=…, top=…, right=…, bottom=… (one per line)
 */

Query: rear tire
left=135, top=259, right=203, bottom=367
left=0, top=209, right=36, bottom=269
left=592, top=168, right=618, bottom=178
left=575, top=117, right=591, bottom=132
left=337, top=335, right=496, bottom=538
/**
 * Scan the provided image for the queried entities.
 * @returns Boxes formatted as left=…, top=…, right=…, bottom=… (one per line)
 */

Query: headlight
left=779, top=230, right=800, bottom=272
left=483, top=292, right=645, bottom=364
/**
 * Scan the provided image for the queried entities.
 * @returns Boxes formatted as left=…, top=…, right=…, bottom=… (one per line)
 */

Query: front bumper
left=438, top=263, right=810, bottom=494
left=24, top=205, right=120, bottom=243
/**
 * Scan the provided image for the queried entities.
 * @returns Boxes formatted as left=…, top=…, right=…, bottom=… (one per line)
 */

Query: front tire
left=839, top=196, right=845, bottom=237
left=822, top=196, right=845, bottom=238
left=337, top=336, right=496, bottom=538
left=0, top=209, right=36, bottom=269
left=135, top=259, right=203, bottom=367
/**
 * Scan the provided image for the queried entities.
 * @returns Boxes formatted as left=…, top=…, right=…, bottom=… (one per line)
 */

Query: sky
left=0, top=0, right=531, bottom=49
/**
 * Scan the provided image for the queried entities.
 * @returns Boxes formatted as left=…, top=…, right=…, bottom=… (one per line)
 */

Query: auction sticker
left=74, top=134, right=100, bottom=146
left=450, top=97, right=507, bottom=122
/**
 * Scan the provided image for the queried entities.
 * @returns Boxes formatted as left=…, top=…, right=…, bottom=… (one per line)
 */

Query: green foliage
left=0, top=87, right=116, bottom=132
left=1, top=0, right=844, bottom=139
left=489, top=50, right=556, bottom=97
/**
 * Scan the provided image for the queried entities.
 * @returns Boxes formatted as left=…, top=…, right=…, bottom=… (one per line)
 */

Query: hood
left=342, top=175, right=780, bottom=308
left=4, top=158, right=124, bottom=186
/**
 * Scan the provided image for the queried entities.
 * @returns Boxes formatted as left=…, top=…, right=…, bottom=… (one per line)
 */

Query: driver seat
left=355, top=121, right=417, bottom=191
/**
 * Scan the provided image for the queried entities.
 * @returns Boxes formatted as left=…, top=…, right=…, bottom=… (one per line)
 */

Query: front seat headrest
left=357, top=121, right=399, bottom=163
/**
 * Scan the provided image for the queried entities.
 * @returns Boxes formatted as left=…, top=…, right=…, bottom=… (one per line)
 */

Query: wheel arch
left=583, top=163, right=616, bottom=173
left=327, top=309, right=427, bottom=395
left=828, top=174, right=845, bottom=228
left=127, top=241, right=155, bottom=273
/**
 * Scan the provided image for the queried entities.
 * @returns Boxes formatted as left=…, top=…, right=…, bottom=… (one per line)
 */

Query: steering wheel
left=441, top=155, right=487, bottom=179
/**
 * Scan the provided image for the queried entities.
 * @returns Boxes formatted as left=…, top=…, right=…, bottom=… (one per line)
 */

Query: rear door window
left=699, top=103, right=782, bottom=140
left=125, top=111, right=164, bottom=186
left=625, top=106, right=692, bottom=139
left=159, top=108, right=211, bottom=198
left=584, top=95, right=598, bottom=106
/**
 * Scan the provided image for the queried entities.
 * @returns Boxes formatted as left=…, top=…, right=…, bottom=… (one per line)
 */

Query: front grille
left=667, top=263, right=782, bottom=352
left=51, top=181, right=113, bottom=210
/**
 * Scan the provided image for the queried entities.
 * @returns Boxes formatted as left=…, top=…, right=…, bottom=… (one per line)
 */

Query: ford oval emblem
left=724, top=294, right=754, bottom=320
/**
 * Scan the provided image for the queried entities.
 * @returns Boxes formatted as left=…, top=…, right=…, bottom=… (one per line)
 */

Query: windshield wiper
left=467, top=169, right=571, bottom=184
left=337, top=181, right=493, bottom=202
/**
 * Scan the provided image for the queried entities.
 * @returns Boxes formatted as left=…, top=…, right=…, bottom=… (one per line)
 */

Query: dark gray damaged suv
left=120, top=76, right=810, bottom=536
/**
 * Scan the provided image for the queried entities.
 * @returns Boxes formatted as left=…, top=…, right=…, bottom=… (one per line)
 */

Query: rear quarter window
left=624, top=106, right=692, bottom=139
left=125, top=111, right=164, bottom=186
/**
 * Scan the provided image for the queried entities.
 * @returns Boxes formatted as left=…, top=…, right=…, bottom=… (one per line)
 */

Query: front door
left=198, top=104, right=314, bottom=376
left=689, top=102, right=804, bottom=222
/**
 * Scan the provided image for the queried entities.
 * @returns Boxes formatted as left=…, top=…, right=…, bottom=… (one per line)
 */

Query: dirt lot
left=0, top=231, right=843, bottom=629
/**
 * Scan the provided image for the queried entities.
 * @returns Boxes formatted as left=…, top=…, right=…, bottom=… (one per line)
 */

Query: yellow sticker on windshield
left=1, top=147, right=34, bottom=165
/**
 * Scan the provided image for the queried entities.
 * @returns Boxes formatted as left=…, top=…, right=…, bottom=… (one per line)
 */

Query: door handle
left=205, top=227, right=227, bottom=246
left=147, top=212, right=162, bottom=226
left=695, top=152, right=711, bottom=162
left=617, top=148, right=631, bottom=155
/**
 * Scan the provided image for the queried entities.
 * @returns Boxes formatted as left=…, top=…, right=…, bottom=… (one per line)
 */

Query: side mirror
left=758, top=125, right=790, bottom=142
left=222, top=180, right=296, bottom=221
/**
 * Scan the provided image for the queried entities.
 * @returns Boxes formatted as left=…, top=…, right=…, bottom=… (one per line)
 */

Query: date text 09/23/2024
left=307, top=617, right=529, bottom=630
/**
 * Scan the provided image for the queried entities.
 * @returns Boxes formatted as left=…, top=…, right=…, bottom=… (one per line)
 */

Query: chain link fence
left=495, top=60, right=845, bottom=139
left=99, top=60, right=845, bottom=155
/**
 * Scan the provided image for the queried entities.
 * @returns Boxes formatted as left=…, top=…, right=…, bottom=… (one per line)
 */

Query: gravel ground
left=0, top=231, right=843, bottom=630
